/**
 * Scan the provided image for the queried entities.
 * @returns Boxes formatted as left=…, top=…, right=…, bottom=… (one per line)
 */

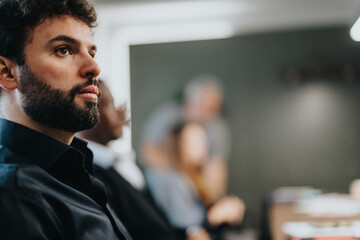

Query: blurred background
left=90, top=0, right=360, bottom=235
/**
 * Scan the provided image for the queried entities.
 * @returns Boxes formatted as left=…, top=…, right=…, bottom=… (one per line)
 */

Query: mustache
left=69, top=78, right=99, bottom=100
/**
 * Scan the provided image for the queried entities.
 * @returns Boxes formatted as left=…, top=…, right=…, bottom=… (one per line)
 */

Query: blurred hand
left=186, top=228, right=211, bottom=240
left=207, top=195, right=245, bottom=226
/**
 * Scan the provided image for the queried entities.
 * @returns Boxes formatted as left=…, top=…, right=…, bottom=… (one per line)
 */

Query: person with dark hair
left=78, top=80, right=179, bottom=240
left=0, top=1, right=131, bottom=239
left=146, top=122, right=245, bottom=240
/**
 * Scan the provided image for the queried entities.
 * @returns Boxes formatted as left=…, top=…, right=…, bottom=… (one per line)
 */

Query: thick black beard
left=18, top=64, right=100, bottom=132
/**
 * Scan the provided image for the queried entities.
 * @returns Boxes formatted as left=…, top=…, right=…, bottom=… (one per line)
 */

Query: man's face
left=98, top=83, right=126, bottom=141
left=18, top=16, right=101, bottom=132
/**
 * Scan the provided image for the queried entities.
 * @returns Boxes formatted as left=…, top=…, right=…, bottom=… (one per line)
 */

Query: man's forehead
left=31, top=16, right=95, bottom=46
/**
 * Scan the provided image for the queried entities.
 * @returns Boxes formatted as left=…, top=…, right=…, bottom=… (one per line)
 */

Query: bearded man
left=0, top=1, right=131, bottom=239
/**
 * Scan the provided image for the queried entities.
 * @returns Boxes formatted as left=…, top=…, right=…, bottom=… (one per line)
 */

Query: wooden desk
left=269, top=194, right=360, bottom=240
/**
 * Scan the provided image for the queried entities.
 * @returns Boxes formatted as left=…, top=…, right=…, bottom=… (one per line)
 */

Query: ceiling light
left=121, top=20, right=234, bottom=45
left=350, top=16, right=360, bottom=41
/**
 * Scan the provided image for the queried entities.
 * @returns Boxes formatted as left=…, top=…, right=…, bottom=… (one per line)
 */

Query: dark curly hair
left=0, top=0, right=97, bottom=65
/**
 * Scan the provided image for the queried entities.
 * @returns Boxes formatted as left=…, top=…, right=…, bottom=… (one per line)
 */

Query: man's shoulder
left=0, top=148, right=50, bottom=215
left=0, top=144, right=28, bottom=188
left=1, top=151, right=56, bottom=192
left=0, top=145, right=54, bottom=196
left=0, top=144, right=22, bottom=162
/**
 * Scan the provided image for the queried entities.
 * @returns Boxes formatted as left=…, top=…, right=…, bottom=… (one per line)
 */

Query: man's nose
left=79, top=54, right=101, bottom=79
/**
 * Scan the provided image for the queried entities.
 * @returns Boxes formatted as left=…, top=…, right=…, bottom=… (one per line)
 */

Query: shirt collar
left=0, top=118, right=92, bottom=171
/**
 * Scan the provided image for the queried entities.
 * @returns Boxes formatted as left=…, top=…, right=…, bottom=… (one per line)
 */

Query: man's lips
left=77, top=85, right=99, bottom=101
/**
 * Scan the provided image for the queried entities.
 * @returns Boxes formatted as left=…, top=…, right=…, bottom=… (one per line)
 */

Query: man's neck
left=31, top=121, right=75, bottom=145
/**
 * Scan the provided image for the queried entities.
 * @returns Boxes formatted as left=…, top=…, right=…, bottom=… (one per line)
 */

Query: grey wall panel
left=130, top=26, right=360, bottom=228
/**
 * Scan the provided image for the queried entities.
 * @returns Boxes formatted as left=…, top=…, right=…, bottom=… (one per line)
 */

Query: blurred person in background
left=78, top=80, right=179, bottom=240
left=78, top=80, right=145, bottom=190
left=146, top=122, right=245, bottom=240
left=141, top=74, right=231, bottom=203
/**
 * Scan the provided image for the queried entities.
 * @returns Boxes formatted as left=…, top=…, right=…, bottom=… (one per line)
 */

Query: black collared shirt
left=0, top=119, right=132, bottom=240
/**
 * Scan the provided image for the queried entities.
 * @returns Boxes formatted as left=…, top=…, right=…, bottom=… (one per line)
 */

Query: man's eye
left=55, top=47, right=72, bottom=56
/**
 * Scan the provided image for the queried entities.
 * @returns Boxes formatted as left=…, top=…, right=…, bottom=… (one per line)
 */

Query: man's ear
left=0, top=56, right=18, bottom=91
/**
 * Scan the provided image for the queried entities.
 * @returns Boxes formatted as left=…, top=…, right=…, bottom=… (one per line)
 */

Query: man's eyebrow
left=48, top=35, right=97, bottom=51
left=48, top=35, right=78, bottom=45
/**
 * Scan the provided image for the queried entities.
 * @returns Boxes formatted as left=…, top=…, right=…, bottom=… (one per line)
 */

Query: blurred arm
left=207, top=195, right=246, bottom=227
left=203, top=156, right=228, bottom=203
left=186, top=227, right=211, bottom=240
